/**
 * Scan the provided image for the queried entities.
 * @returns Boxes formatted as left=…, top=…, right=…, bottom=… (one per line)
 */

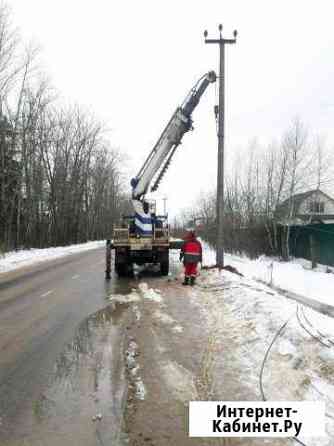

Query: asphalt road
left=0, top=247, right=130, bottom=444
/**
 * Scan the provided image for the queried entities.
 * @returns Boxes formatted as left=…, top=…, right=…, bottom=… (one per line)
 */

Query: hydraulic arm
left=131, top=71, right=216, bottom=200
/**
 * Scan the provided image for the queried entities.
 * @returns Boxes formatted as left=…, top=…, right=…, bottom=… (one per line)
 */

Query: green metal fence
left=288, top=224, right=334, bottom=266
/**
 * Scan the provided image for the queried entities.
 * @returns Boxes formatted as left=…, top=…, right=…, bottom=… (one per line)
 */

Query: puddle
left=9, top=303, right=129, bottom=446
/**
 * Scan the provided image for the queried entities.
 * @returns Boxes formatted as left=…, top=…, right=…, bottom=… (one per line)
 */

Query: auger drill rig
left=107, top=70, right=216, bottom=278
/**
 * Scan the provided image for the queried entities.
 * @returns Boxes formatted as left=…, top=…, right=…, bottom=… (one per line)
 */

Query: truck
left=106, top=70, right=216, bottom=279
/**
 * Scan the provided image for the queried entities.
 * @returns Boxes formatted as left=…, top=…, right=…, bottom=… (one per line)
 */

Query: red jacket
left=180, top=236, right=202, bottom=264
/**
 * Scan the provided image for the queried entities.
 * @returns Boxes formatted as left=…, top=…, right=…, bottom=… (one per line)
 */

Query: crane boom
left=131, top=71, right=216, bottom=200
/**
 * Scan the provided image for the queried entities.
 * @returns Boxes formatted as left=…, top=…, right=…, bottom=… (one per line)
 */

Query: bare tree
left=280, top=118, right=309, bottom=258
left=0, top=3, right=127, bottom=251
left=188, top=117, right=334, bottom=261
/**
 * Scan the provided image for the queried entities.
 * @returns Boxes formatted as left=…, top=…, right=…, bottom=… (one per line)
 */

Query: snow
left=277, top=338, right=298, bottom=356
left=0, top=240, right=105, bottom=274
left=110, top=291, right=141, bottom=304
left=111, top=283, right=163, bottom=305
left=319, top=348, right=334, bottom=364
left=172, top=325, right=184, bottom=333
left=138, top=282, right=163, bottom=302
left=200, top=239, right=334, bottom=307
left=190, top=267, right=334, bottom=444
left=194, top=241, right=334, bottom=445
left=125, top=340, right=146, bottom=400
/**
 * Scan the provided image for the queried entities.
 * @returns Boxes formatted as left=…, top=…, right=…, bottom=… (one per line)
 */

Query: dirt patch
left=202, top=265, right=244, bottom=277
left=122, top=277, right=252, bottom=446
left=123, top=278, right=206, bottom=445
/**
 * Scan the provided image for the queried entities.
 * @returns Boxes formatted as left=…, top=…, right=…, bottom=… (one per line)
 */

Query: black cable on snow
left=296, top=305, right=330, bottom=348
left=292, top=436, right=308, bottom=445
left=300, top=306, right=334, bottom=347
left=258, top=312, right=308, bottom=446
left=259, top=316, right=292, bottom=401
left=297, top=305, right=334, bottom=424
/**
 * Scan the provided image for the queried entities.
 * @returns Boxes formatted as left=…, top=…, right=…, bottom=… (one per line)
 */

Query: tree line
left=0, top=3, right=126, bottom=252
left=176, top=118, right=334, bottom=259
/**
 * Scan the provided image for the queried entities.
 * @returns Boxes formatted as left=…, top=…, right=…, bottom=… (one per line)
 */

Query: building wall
left=298, top=191, right=334, bottom=214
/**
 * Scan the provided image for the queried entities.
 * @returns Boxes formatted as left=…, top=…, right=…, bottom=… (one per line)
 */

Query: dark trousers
left=184, top=262, right=198, bottom=277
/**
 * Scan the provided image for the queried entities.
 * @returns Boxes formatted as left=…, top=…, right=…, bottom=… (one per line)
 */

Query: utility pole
left=204, top=25, right=237, bottom=268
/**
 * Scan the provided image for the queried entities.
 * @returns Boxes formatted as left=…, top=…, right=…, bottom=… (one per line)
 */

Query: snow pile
left=110, top=282, right=163, bottom=306
left=109, top=290, right=141, bottom=304
left=228, top=255, right=334, bottom=307
left=295, top=257, right=334, bottom=274
left=138, top=282, right=162, bottom=302
left=125, top=340, right=146, bottom=400
left=0, top=240, right=105, bottom=274
left=172, top=325, right=183, bottom=333
left=200, top=239, right=334, bottom=307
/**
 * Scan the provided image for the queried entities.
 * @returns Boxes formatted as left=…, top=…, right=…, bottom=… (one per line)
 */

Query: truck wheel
left=115, top=264, right=127, bottom=277
left=115, top=248, right=129, bottom=277
left=160, top=258, right=169, bottom=276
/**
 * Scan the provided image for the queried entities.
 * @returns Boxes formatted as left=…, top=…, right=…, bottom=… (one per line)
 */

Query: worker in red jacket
left=179, top=229, right=202, bottom=286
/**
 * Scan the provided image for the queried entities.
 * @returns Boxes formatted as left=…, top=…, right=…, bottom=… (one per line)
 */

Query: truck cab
left=113, top=200, right=170, bottom=276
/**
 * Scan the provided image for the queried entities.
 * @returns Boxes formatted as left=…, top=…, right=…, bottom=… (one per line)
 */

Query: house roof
left=275, top=189, right=334, bottom=216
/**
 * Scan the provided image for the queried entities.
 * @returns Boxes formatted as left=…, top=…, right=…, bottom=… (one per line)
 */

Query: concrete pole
left=204, top=25, right=237, bottom=268
left=216, top=39, right=225, bottom=267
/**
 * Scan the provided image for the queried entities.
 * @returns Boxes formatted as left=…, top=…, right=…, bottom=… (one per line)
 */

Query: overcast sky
left=8, top=0, right=334, bottom=217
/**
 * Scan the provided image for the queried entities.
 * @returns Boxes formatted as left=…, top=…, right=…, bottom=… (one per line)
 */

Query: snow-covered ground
left=193, top=268, right=334, bottom=445
left=201, top=240, right=334, bottom=308
left=0, top=241, right=105, bottom=274
left=197, top=240, right=334, bottom=444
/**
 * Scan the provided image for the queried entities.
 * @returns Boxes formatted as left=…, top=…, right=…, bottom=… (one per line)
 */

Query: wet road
left=0, top=248, right=130, bottom=445
left=1, top=250, right=311, bottom=446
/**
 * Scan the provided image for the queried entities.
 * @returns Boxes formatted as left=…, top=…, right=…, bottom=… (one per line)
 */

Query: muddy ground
left=122, top=271, right=291, bottom=446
